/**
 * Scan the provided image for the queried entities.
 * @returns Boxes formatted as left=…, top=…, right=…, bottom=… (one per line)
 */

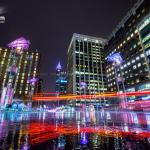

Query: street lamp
left=27, top=77, right=38, bottom=109
left=80, top=81, right=87, bottom=107
left=106, top=52, right=127, bottom=108
left=0, top=37, right=30, bottom=107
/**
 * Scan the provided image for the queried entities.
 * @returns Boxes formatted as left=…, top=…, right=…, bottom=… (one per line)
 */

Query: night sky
left=0, top=0, right=137, bottom=91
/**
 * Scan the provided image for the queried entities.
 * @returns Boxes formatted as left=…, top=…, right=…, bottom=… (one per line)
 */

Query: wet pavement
left=0, top=108, right=150, bottom=150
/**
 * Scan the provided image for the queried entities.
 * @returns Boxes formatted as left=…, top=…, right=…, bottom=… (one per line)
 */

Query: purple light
left=8, top=37, right=30, bottom=50
left=116, top=76, right=124, bottom=82
left=80, top=82, right=87, bottom=89
left=107, top=53, right=123, bottom=66
left=80, top=132, right=88, bottom=145
left=28, top=77, right=38, bottom=85
left=56, top=62, right=62, bottom=71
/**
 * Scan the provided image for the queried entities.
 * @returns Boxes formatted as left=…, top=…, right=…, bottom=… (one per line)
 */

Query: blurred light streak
left=22, top=122, right=150, bottom=145
left=32, top=90, right=150, bottom=101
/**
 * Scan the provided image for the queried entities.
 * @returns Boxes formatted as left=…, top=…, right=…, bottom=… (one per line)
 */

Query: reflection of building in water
left=57, top=136, right=66, bottom=149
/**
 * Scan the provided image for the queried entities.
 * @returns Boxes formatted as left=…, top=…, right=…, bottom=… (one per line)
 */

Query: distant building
left=67, top=33, right=107, bottom=95
left=55, top=62, right=67, bottom=94
left=105, top=0, right=150, bottom=96
left=0, top=47, right=40, bottom=101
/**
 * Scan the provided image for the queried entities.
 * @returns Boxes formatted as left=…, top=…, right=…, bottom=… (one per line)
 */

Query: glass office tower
left=105, top=0, right=150, bottom=95
left=67, top=33, right=107, bottom=96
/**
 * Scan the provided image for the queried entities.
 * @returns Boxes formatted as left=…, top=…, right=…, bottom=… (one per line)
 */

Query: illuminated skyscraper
left=105, top=0, right=150, bottom=95
left=55, top=62, right=67, bottom=94
left=0, top=47, right=40, bottom=103
left=67, top=33, right=107, bottom=95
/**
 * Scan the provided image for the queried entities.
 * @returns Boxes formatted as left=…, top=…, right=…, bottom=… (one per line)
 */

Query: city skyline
left=0, top=0, right=137, bottom=91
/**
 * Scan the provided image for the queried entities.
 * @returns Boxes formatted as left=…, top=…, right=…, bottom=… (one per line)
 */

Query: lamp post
left=27, top=77, right=38, bottom=109
left=80, top=81, right=87, bottom=108
left=106, top=53, right=127, bottom=108
left=0, top=37, right=30, bottom=107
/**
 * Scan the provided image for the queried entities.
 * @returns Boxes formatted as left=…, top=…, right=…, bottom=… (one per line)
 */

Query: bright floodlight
left=107, top=53, right=123, bottom=66
left=8, top=37, right=30, bottom=50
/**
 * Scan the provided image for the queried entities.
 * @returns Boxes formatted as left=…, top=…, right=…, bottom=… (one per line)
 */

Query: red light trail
left=22, top=122, right=150, bottom=145
left=32, top=90, right=150, bottom=101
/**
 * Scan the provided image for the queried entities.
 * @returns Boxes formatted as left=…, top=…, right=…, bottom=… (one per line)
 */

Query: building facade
left=105, top=0, right=150, bottom=96
left=55, top=62, right=67, bottom=95
left=0, top=47, right=40, bottom=101
left=67, top=33, right=107, bottom=95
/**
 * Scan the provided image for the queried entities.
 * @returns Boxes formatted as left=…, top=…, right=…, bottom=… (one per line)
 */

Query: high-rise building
left=105, top=0, right=150, bottom=95
left=67, top=33, right=107, bottom=95
left=55, top=62, right=67, bottom=95
left=0, top=47, right=40, bottom=102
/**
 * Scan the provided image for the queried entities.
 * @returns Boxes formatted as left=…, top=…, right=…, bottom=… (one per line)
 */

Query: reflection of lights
left=23, top=122, right=150, bottom=145
left=80, top=132, right=88, bottom=145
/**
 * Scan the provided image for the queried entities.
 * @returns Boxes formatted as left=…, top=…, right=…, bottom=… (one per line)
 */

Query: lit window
left=140, top=54, right=145, bottom=57
left=127, top=62, right=131, bottom=66
left=136, top=56, right=140, bottom=60
left=132, top=60, right=135, bottom=63
left=138, top=63, right=141, bottom=67
left=134, top=30, right=138, bottom=33
left=146, top=49, right=150, bottom=56
left=133, top=65, right=136, bottom=69
left=131, top=33, right=134, bottom=37
left=133, top=44, right=137, bottom=48
left=127, top=36, right=130, bottom=41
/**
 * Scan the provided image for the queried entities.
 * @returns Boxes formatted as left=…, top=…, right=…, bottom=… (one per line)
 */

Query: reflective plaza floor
left=0, top=107, right=150, bottom=150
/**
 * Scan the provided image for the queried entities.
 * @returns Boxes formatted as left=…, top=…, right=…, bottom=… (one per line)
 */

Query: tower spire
left=56, top=61, right=62, bottom=71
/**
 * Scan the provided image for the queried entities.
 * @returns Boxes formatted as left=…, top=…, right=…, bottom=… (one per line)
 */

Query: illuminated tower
left=67, top=33, right=107, bottom=96
left=105, top=0, right=150, bottom=94
left=1, top=37, right=30, bottom=106
left=55, top=62, right=67, bottom=95
left=0, top=38, right=40, bottom=106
